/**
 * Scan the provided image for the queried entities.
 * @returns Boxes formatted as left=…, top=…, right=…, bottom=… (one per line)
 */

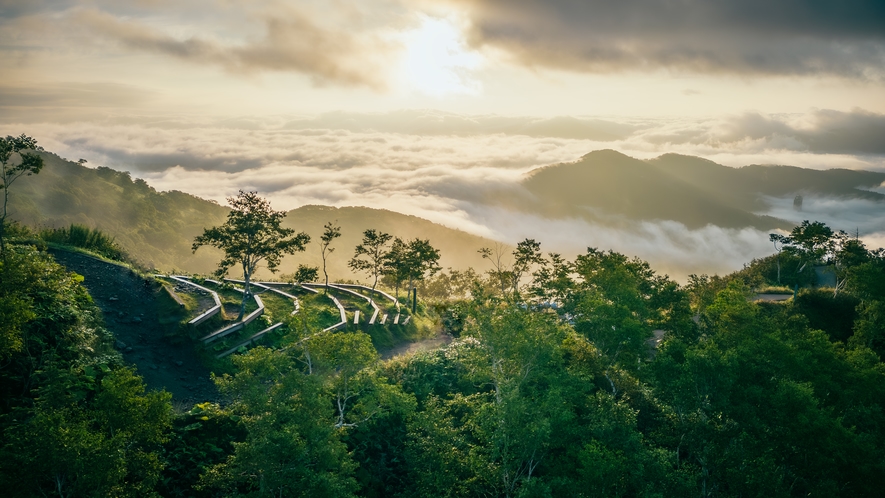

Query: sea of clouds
left=4, top=109, right=885, bottom=281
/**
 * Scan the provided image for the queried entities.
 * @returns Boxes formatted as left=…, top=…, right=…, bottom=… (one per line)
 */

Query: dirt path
left=50, top=249, right=217, bottom=407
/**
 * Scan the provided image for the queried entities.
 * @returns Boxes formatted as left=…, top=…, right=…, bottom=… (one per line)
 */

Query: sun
left=396, top=15, right=483, bottom=97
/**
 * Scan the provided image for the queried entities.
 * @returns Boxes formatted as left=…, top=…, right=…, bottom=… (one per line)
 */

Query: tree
left=192, top=191, right=310, bottom=320
left=511, top=238, right=545, bottom=296
left=208, top=348, right=358, bottom=497
left=348, top=229, right=392, bottom=292
left=382, top=237, right=409, bottom=300
left=478, top=243, right=513, bottom=295
left=404, top=238, right=441, bottom=310
left=0, top=134, right=44, bottom=254
left=768, top=233, right=791, bottom=285
left=787, top=220, right=836, bottom=265
left=286, top=264, right=319, bottom=285
left=479, top=239, right=545, bottom=298
left=320, top=221, right=341, bottom=292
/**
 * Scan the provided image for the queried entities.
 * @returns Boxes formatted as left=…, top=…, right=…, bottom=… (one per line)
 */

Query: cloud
left=72, top=6, right=391, bottom=88
left=4, top=109, right=885, bottom=279
left=0, top=82, right=155, bottom=108
left=284, top=110, right=639, bottom=140
left=617, top=109, right=885, bottom=161
left=712, top=109, right=885, bottom=155
left=434, top=0, right=885, bottom=78
left=458, top=205, right=778, bottom=281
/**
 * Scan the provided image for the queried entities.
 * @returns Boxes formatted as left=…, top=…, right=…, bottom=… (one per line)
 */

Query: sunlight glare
left=397, top=16, right=483, bottom=97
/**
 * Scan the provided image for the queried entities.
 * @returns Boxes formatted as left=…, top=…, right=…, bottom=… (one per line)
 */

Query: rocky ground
left=50, top=249, right=218, bottom=408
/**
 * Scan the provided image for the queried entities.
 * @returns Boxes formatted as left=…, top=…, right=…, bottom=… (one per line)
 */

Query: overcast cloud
left=437, top=0, right=885, bottom=78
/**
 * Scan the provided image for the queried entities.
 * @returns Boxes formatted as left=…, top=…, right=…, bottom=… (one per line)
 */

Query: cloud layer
left=4, top=108, right=884, bottom=280
left=442, top=0, right=885, bottom=77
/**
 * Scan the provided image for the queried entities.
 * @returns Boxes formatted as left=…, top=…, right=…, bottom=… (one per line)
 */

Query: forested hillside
left=2, top=214, right=885, bottom=496
left=10, top=153, right=494, bottom=277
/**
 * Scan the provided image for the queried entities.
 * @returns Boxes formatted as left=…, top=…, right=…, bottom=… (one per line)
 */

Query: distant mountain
left=520, top=150, right=885, bottom=230
left=11, top=153, right=496, bottom=277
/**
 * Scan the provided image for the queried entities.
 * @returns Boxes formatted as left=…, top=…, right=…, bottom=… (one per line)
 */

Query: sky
left=2, top=0, right=885, bottom=278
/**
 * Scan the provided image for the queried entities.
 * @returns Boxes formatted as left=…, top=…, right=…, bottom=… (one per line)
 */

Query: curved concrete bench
left=192, top=279, right=265, bottom=344
left=301, top=283, right=347, bottom=332
left=225, top=279, right=301, bottom=315
left=216, top=322, right=285, bottom=358
left=165, top=275, right=222, bottom=326
left=333, top=283, right=400, bottom=309
left=328, top=283, right=381, bottom=325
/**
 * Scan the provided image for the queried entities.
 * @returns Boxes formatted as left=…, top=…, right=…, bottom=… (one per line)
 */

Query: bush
left=39, top=224, right=127, bottom=261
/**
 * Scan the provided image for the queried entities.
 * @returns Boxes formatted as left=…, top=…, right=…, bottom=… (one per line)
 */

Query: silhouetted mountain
left=521, top=150, right=885, bottom=229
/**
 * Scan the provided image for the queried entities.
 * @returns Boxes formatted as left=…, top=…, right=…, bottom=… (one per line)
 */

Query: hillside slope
left=9, top=153, right=496, bottom=277
left=521, top=150, right=885, bottom=230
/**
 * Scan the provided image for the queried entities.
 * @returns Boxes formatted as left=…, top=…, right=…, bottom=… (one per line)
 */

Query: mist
left=3, top=109, right=885, bottom=280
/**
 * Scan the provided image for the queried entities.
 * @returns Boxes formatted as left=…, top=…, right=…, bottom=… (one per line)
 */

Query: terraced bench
left=216, top=322, right=285, bottom=358
left=195, top=280, right=265, bottom=344
left=163, top=275, right=222, bottom=326
left=301, top=283, right=347, bottom=332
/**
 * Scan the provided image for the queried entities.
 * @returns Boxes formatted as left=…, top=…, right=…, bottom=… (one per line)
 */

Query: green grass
left=156, top=283, right=192, bottom=326
left=199, top=281, right=259, bottom=319
left=39, top=224, right=127, bottom=261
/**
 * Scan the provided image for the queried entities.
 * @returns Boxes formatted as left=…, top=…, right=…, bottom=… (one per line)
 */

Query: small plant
left=39, top=223, right=127, bottom=261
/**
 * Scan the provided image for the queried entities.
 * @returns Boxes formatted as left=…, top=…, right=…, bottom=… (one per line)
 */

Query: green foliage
left=320, top=221, right=342, bottom=288
left=384, top=237, right=441, bottom=307
left=0, top=246, right=113, bottom=404
left=39, top=223, right=127, bottom=261
left=194, top=191, right=310, bottom=318
left=285, top=263, right=319, bottom=284
left=0, top=364, right=172, bottom=497
left=349, top=228, right=392, bottom=291
left=651, top=282, right=885, bottom=496
left=792, top=288, right=859, bottom=342
left=0, top=134, right=44, bottom=253
left=564, top=248, right=692, bottom=368
left=159, top=403, right=247, bottom=498
left=206, top=347, right=359, bottom=497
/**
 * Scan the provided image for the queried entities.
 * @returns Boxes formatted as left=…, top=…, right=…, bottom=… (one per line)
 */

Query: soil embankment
left=49, top=249, right=217, bottom=406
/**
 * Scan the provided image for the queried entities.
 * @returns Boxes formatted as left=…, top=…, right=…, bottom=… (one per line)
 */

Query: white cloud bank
left=3, top=109, right=884, bottom=280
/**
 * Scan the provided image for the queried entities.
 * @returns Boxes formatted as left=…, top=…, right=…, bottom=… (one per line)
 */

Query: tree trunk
left=776, top=254, right=781, bottom=284
left=239, top=261, right=249, bottom=321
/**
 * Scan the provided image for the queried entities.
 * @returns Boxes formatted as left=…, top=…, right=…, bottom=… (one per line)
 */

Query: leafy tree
left=563, top=248, right=691, bottom=370
left=478, top=242, right=513, bottom=296
left=206, top=347, right=358, bottom=497
left=769, top=233, right=791, bottom=284
left=651, top=281, right=885, bottom=496
left=510, top=238, right=545, bottom=296
left=382, top=237, right=440, bottom=304
left=192, top=191, right=310, bottom=319
left=0, top=134, right=44, bottom=254
left=784, top=220, right=836, bottom=269
left=348, top=228, right=392, bottom=292
left=479, top=239, right=546, bottom=298
left=528, top=252, right=574, bottom=305
left=320, top=221, right=341, bottom=291
left=403, top=238, right=441, bottom=308
left=0, top=366, right=172, bottom=498
left=382, top=237, right=409, bottom=300
left=286, top=264, right=319, bottom=285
